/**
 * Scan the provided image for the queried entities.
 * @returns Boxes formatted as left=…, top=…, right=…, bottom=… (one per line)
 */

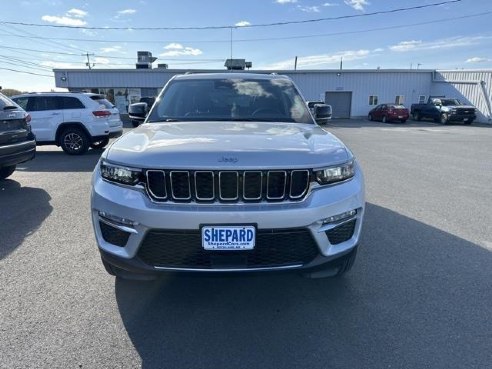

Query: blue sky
left=1, top=0, right=491, bottom=91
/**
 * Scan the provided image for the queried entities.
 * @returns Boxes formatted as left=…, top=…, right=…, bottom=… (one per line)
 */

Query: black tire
left=382, top=115, right=387, bottom=123
left=90, top=137, right=110, bottom=150
left=463, top=119, right=473, bottom=125
left=60, top=127, right=89, bottom=155
left=400, top=119, right=407, bottom=123
left=334, top=247, right=358, bottom=277
left=0, top=165, right=16, bottom=180
left=131, top=120, right=140, bottom=128
left=440, top=113, right=449, bottom=125
left=413, top=112, right=421, bottom=121
left=368, top=114, right=373, bottom=121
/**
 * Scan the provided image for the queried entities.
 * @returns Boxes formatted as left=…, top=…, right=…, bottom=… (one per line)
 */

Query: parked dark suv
left=0, top=93, right=36, bottom=180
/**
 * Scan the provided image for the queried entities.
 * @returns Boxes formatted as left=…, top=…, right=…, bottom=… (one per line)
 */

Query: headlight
left=100, top=160, right=141, bottom=185
left=314, top=160, right=355, bottom=185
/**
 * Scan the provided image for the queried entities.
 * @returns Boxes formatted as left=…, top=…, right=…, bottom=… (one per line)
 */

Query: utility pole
left=230, top=27, right=233, bottom=62
left=84, top=52, right=95, bottom=69
left=340, top=57, right=343, bottom=70
left=294, top=56, right=297, bottom=70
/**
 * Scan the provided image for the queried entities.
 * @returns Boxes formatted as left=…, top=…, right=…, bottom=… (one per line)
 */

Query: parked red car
left=368, top=104, right=409, bottom=123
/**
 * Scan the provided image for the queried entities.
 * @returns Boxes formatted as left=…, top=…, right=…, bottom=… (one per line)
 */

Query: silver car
left=91, top=73, right=365, bottom=280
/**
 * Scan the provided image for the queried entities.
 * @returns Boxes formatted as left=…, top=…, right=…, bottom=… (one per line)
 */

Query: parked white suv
left=91, top=73, right=365, bottom=280
left=12, top=92, right=123, bottom=155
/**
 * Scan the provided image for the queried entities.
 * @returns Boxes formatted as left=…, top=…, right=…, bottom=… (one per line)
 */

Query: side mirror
left=314, top=104, right=332, bottom=125
left=128, top=102, right=149, bottom=117
left=128, top=102, right=149, bottom=126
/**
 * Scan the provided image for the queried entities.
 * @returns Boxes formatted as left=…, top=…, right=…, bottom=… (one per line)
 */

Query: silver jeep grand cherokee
left=91, top=73, right=365, bottom=279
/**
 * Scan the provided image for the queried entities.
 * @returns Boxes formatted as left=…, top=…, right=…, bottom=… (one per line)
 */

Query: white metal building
left=53, top=68, right=492, bottom=123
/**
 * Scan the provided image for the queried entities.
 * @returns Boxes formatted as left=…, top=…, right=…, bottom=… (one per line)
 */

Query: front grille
left=137, top=228, right=319, bottom=269
left=145, top=169, right=311, bottom=203
left=99, top=221, right=131, bottom=247
left=326, top=220, right=356, bottom=245
left=456, top=108, right=474, bottom=115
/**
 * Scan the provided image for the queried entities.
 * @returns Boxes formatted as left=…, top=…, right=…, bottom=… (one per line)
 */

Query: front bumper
left=91, top=165, right=365, bottom=274
left=0, top=139, right=36, bottom=167
left=388, top=113, right=409, bottom=121
left=448, top=114, right=476, bottom=122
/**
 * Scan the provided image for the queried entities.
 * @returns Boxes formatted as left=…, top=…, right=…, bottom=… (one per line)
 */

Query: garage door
left=325, top=91, right=352, bottom=119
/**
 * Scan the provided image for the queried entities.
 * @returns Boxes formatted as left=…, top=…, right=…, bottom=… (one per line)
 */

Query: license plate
left=398, top=116, right=403, bottom=119
left=202, top=226, right=255, bottom=250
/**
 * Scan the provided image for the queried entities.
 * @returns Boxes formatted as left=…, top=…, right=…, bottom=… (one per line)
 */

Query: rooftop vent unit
left=136, top=51, right=157, bottom=69
left=225, top=59, right=252, bottom=70
left=157, top=64, right=168, bottom=69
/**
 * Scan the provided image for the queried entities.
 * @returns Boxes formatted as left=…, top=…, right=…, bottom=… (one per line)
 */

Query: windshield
left=147, top=77, right=313, bottom=123
left=0, top=93, right=20, bottom=110
left=440, top=99, right=462, bottom=106
left=90, top=95, right=114, bottom=109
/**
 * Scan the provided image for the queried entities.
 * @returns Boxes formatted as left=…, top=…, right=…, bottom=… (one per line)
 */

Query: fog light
left=322, top=209, right=357, bottom=225
left=98, top=211, right=138, bottom=227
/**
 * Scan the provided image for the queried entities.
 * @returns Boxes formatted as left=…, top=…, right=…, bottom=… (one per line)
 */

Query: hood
left=442, top=105, right=475, bottom=110
left=106, top=121, right=350, bottom=169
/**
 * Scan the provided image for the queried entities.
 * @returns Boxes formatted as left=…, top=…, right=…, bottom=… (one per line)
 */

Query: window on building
left=395, top=95, right=404, bottom=105
left=419, top=95, right=426, bottom=104
left=369, top=95, right=378, bottom=105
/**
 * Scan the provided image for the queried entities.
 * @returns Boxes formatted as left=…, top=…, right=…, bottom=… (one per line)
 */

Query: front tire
left=382, top=115, right=387, bottom=123
left=368, top=114, right=373, bottom=121
left=413, top=112, right=421, bottom=121
left=0, top=165, right=16, bottom=180
left=60, top=127, right=89, bottom=155
left=90, top=137, right=109, bottom=150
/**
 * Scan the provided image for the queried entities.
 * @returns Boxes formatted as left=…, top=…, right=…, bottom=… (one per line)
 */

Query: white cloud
left=66, top=8, right=87, bottom=18
left=261, top=49, right=370, bottom=69
left=344, top=0, right=369, bottom=11
left=81, top=28, right=97, bottom=36
left=389, top=36, right=490, bottom=53
left=100, top=46, right=123, bottom=53
left=297, top=5, right=320, bottom=13
left=235, top=21, right=251, bottom=27
left=94, top=57, right=110, bottom=65
left=41, top=61, right=81, bottom=69
left=160, top=44, right=202, bottom=57
left=466, top=57, right=490, bottom=63
left=323, top=2, right=338, bottom=6
left=41, top=15, right=87, bottom=26
left=117, top=9, right=136, bottom=15
left=276, top=0, right=297, bottom=4
left=164, top=43, right=184, bottom=50
left=373, top=48, right=384, bottom=53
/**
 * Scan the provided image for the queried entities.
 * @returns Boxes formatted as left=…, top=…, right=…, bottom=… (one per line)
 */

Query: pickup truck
left=410, top=97, right=476, bottom=125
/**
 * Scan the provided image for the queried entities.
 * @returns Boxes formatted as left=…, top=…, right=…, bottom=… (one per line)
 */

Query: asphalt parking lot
left=1, top=119, right=491, bottom=369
